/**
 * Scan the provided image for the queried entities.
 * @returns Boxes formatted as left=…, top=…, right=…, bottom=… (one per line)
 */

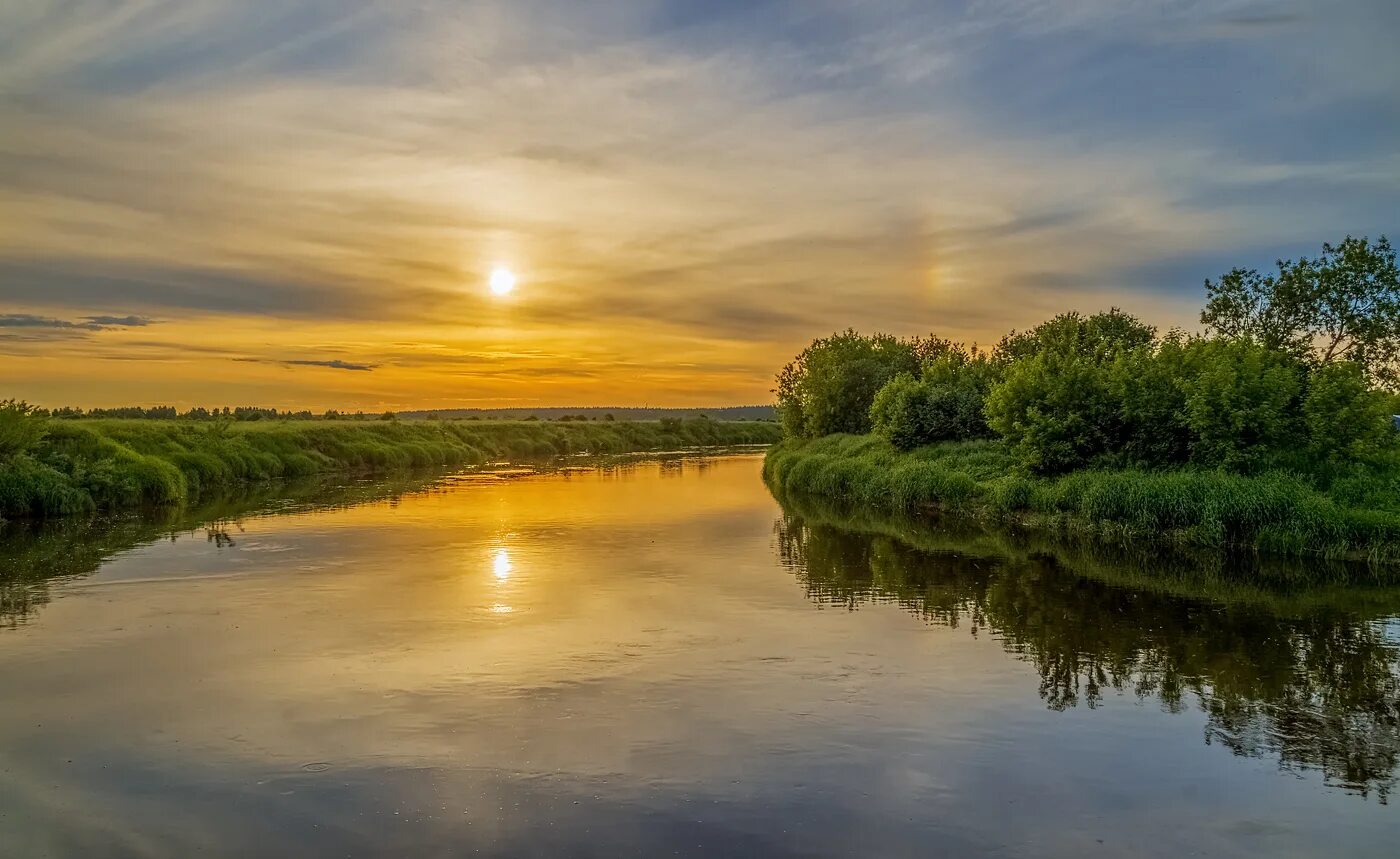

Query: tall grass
left=764, top=434, right=1400, bottom=566
left=1, top=418, right=780, bottom=518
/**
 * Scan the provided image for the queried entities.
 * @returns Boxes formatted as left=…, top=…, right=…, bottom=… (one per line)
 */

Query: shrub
left=870, top=353, right=997, bottom=451
left=1179, top=338, right=1304, bottom=471
left=1302, top=361, right=1394, bottom=463
left=984, top=350, right=1121, bottom=474
left=776, top=330, right=920, bottom=437
left=0, top=400, right=47, bottom=459
left=1106, top=336, right=1192, bottom=468
left=870, top=374, right=937, bottom=451
left=994, top=308, right=1156, bottom=365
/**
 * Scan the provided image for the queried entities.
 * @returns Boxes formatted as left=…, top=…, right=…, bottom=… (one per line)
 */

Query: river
left=1, top=453, right=1396, bottom=857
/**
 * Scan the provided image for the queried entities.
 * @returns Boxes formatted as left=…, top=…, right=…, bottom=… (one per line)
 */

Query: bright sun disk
left=489, top=266, right=516, bottom=295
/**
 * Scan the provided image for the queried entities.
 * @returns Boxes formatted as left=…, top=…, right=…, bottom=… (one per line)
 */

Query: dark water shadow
left=771, top=490, right=1400, bottom=802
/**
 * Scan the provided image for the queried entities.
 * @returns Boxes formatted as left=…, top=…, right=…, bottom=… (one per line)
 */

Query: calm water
left=2, top=453, right=1398, bottom=857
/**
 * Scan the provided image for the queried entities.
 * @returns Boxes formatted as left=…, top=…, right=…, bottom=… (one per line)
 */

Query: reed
left=764, top=434, right=1400, bottom=567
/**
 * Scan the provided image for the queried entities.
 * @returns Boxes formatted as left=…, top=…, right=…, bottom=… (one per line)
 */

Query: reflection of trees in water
left=0, top=473, right=450, bottom=629
left=776, top=508, right=1400, bottom=802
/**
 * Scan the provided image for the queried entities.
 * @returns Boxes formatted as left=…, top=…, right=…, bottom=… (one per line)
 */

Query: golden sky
left=2, top=1, right=1397, bottom=410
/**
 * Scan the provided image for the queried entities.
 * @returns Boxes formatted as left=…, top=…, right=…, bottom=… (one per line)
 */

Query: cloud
left=0, top=1, right=1396, bottom=407
left=0, top=312, right=154, bottom=331
left=0, top=314, right=92, bottom=330
left=285, top=359, right=376, bottom=371
left=81, top=314, right=153, bottom=327
left=234, top=357, right=376, bottom=372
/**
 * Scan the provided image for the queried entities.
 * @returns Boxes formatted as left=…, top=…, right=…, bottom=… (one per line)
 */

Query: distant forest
left=30, top=404, right=777, bottom=422
left=401, top=406, right=777, bottom=422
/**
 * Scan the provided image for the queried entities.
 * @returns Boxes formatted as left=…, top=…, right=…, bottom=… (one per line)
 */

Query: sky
left=1, top=0, right=1397, bottom=411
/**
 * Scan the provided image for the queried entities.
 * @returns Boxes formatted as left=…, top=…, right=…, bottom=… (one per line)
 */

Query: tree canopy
left=1202, top=235, right=1399, bottom=389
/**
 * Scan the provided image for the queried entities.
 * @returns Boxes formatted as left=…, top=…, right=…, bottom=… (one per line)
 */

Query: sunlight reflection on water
left=1, top=453, right=1398, bottom=857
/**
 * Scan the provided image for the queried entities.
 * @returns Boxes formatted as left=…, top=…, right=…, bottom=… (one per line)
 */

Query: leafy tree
left=985, top=351, right=1122, bottom=473
left=870, top=374, right=936, bottom=450
left=985, top=311, right=1154, bottom=473
left=870, top=351, right=998, bottom=450
left=1301, top=361, right=1394, bottom=463
left=1179, top=338, right=1305, bottom=472
left=776, top=330, right=920, bottom=437
left=1106, top=333, right=1194, bottom=468
left=1202, top=235, right=1400, bottom=388
left=0, top=400, right=46, bottom=458
left=994, top=309, right=1156, bottom=365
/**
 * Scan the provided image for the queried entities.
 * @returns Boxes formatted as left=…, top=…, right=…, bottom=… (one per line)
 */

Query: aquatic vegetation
left=0, top=418, right=781, bottom=518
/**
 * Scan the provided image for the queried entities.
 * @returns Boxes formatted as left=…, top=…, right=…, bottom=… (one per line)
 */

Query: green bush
left=1106, top=336, right=1193, bottom=468
left=983, top=311, right=1160, bottom=474
left=1302, top=361, right=1394, bottom=463
left=870, top=352, right=997, bottom=451
left=870, top=374, right=938, bottom=451
left=775, top=330, right=920, bottom=437
left=0, top=400, right=46, bottom=459
left=994, top=308, right=1157, bottom=365
left=984, top=350, right=1121, bottom=474
left=1179, top=338, right=1304, bottom=471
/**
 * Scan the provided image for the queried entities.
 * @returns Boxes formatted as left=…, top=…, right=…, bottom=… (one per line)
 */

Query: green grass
left=764, top=434, right=1400, bottom=568
left=0, top=418, right=781, bottom=518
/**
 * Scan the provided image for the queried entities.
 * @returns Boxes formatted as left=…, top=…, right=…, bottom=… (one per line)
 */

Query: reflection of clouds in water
left=0, top=752, right=855, bottom=858
left=1381, top=617, right=1400, bottom=646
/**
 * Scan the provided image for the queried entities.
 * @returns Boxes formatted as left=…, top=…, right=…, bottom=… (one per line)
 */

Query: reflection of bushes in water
left=0, top=471, right=451, bottom=628
left=774, top=495, right=1400, bottom=801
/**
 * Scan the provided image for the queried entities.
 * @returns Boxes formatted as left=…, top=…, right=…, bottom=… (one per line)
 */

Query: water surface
left=1, top=454, right=1397, bottom=857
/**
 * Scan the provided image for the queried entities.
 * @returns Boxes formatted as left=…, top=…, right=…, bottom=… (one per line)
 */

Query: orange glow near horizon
left=5, top=1, right=1362, bottom=412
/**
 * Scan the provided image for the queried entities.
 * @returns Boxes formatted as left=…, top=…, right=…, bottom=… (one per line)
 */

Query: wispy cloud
left=0, top=313, right=153, bottom=330
left=0, top=1, right=1396, bottom=407
left=234, top=357, right=377, bottom=372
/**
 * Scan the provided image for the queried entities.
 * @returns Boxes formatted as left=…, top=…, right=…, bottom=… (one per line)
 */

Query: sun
left=489, top=266, right=516, bottom=296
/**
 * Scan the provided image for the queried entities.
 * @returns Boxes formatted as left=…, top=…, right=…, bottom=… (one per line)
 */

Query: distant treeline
left=35, top=405, right=777, bottom=423
left=42, top=406, right=332, bottom=421
left=401, top=406, right=777, bottom=422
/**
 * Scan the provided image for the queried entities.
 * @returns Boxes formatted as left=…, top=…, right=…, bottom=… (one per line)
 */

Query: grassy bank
left=0, top=418, right=781, bottom=518
left=764, top=434, right=1400, bottom=566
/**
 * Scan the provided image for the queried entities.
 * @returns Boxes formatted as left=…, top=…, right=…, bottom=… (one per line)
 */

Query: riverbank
left=764, top=434, right=1400, bottom=567
left=0, top=418, right=781, bottom=518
